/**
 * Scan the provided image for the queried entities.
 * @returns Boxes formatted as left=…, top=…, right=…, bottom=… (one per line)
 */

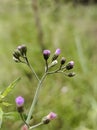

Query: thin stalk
left=47, top=67, right=67, bottom=75
left=26, top=73, right=47, bottom=124
left=20, top=113, right=29, bottom=128
left=29, top=122, right=43, bottom=129
left=45, top=60, right=48, bottom=72
left=47, top=68, right=61, bottom=74
left=32, top=0, right=45, bottom=50
left=24, top=56, right=40, bottom=82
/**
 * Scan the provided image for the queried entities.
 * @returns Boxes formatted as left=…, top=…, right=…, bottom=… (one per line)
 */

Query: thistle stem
left=29, top=122, right=43, bottom=129
left=24, top=57, right=40, bottom=82
left=20, top=113, right=29, bottom=128
left=26, top=72, right=47, bottom=124
left=45, top=60, right=48, bottom=72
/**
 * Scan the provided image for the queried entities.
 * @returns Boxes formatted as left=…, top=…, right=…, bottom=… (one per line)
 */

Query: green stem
left=26, top=72, right=47, bottom=124
left=45, top=60, right=48, bottom=72
left=20, top=113, right=29, bottom=128
left=47, top=68, right=67, bottom=75
left=47, top=69, right=61, bottom=74
left=24, top=57, right=40, bottom=82
left=29, top=122, right=43, bottom=129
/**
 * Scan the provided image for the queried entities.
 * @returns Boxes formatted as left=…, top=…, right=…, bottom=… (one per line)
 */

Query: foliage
left=0, top=78, right=20, bottom=128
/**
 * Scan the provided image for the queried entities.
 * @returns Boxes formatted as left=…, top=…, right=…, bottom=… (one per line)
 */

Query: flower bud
left=18, top=45, right=27, bottom=57
left=52, top=48, right=61, bottom=61
left=68, top=72, right=75, bottom=77
left=60, top=57, right=66, bottom=65
left=47, top=112, right=57, bottom=120
left=13, top=50, right=21, bottom=59
left=21, top=125, right=28, bottom=130
left=55, top=48, right=61, bottom=55
left=42, top=117, right=50, bottom=124
left=49, top=60, right=58, bottom=68
left=15, top=96, right=24, bottom=113
left=42, top=112, right=57, bottom=124
left=13, top=57, right=20, bottom=63
left=66, top=61, right=74, bottom=70
left=43, top=50, right=50, bottom=60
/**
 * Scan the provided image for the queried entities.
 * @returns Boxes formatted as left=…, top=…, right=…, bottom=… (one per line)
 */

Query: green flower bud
left=13, top=50, right=21, bottom=59
left=66, top=61, right=74, bottom=70
left=60, top=57, right=66, bottom=65
left=68, top=72, right=75, bottom=77
left=13, top=57, right=20, bottom=63
left=48, top=60, right=58, bottom=68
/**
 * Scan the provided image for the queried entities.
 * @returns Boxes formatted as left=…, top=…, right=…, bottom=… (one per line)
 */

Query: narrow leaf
left=4, top=112, right=20, bottom=120
left=1, top=77, right=21, bottom=98
left=2, top=102, right=12, bottom=107
left=0, top=107, right=3, bottom=128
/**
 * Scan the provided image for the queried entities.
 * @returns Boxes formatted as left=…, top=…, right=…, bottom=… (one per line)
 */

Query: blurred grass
left=0, top=1, right=97, bottom=130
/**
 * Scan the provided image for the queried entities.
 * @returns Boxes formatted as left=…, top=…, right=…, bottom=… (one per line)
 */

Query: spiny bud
left=68, top=72, right=75, bottom=77
left=43, top=50, right=50, bottom=60
left=60, top=57, right=66, bottom=65
left=42, top=112, right=57, bottom=124
left=52, top=48, right=61, bottom=61
left=15, top=96, right=24, bottom=113
left=17, top=45, right=27, bottom=57
left=42, top=117, right=50, bottom=124
left=66, top=61, right=74, bottom=70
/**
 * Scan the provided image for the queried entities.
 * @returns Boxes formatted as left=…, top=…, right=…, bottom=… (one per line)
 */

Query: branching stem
left=29, top=122, right=43, bottom=129
left=26, top=72, right=47, bottom=124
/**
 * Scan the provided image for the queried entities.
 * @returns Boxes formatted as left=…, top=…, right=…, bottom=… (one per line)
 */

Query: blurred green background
left=0, top=0, right=97, bottom=130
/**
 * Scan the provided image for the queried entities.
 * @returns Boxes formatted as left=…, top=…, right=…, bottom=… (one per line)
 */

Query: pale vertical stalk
left=75, top=37, right=88, bottom=73
left=32, top=0, right=45, bottom=50
left=26, top=73, right=47, bottom=124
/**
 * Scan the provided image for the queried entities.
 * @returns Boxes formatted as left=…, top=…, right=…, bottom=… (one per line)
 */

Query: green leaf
left=4, top=112, right=20, bottom=120
left=0, top=107, right=3, bottom=128
left=1, top=77, right=21, bottom=99
left=2, top=102, right=12, bottom=107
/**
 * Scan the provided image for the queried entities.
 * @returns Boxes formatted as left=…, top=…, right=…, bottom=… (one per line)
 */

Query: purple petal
left=55, top=49, right=61, bottom=55
left=15, top=96, right=24, bottom=107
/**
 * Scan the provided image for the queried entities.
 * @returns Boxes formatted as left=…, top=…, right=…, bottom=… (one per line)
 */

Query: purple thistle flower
left=47, top=112, right=57, bottom=120
left=42, top=112, right=57, bottom=124
left=55, top=48, right=61, bottom=55
left=52, top=48, right=61, bottom=61
left=15, top=96, right=24, bottom=107
left=43, top=50, right=50, bottom=60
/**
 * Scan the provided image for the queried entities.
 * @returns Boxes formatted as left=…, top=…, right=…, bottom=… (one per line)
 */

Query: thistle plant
left=13, top=45, right=75, bottom=129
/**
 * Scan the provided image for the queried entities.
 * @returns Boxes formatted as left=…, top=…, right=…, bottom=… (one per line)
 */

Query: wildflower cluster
left=43, top=48, right=75, bottom=77
left=13, top=45, right=75, bottom=130
left=13, top=45, right=27, bottom=63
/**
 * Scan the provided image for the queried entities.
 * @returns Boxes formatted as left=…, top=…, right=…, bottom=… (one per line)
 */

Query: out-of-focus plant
left=12, top=45, right=75, bottom=129
left=0, top=77, right=20, bottom=128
